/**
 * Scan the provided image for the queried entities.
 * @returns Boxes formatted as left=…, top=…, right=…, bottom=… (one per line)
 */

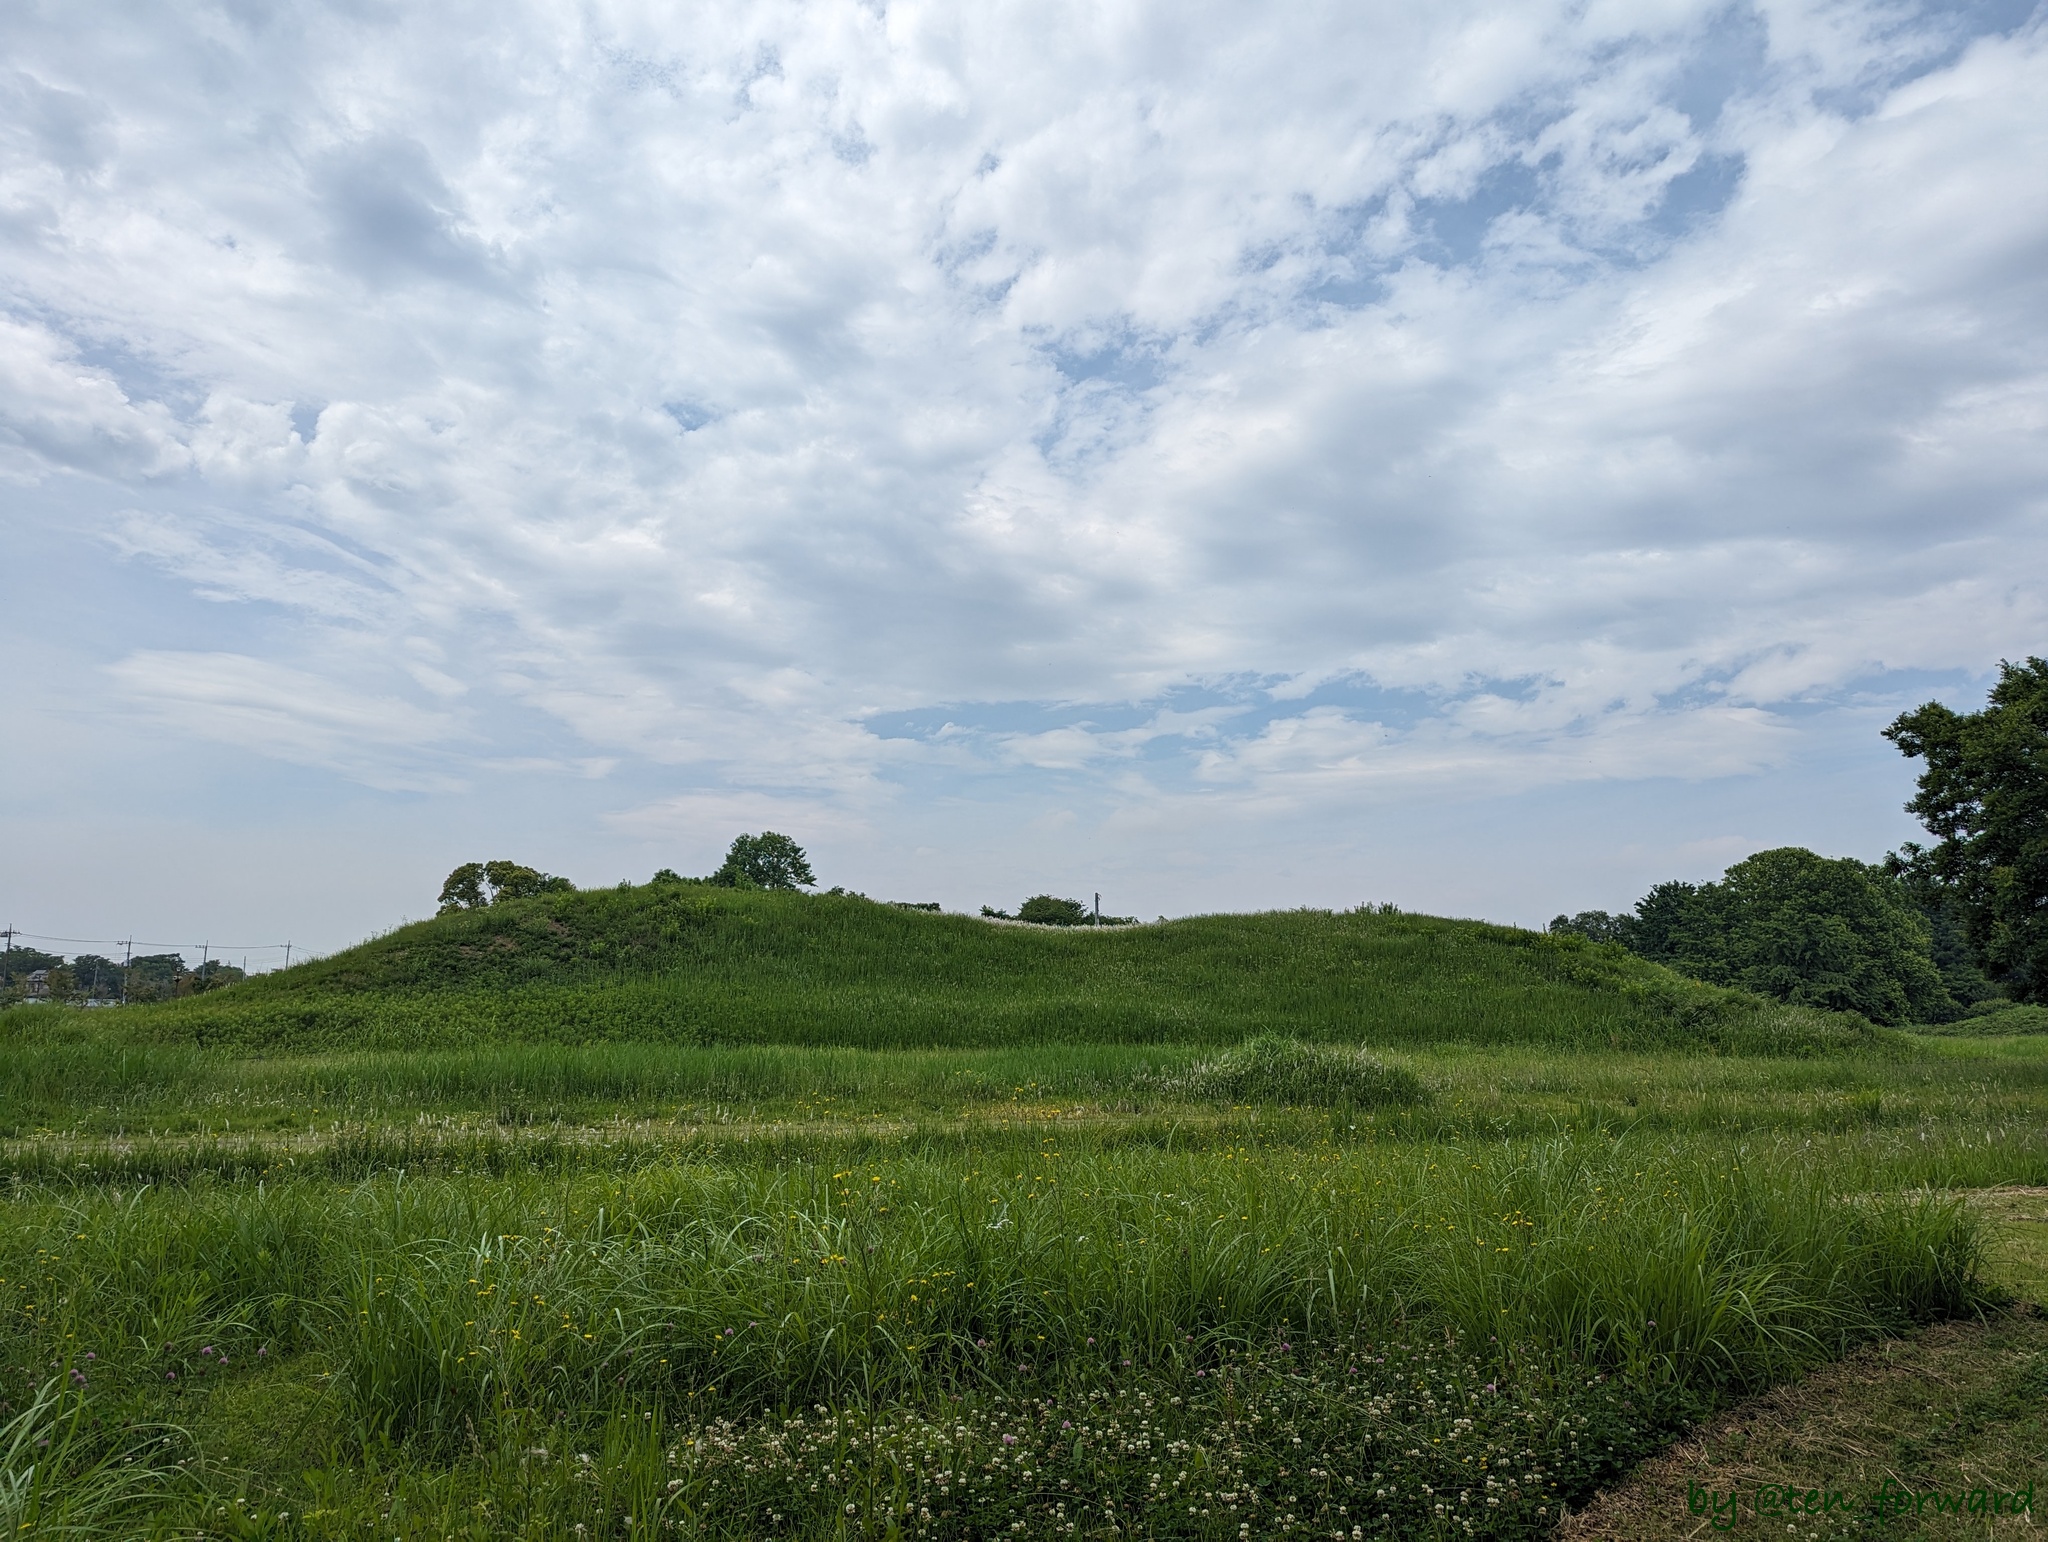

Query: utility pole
left=1, top=926, right=14, bottom=988
left=121, top=938, right=131, bottom=1005
left=284, top=940, right=292, bottom=970
left=1094, top=892, right=1101, bottom=927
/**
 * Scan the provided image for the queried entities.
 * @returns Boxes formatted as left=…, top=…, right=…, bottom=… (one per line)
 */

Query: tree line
left=1552, top=659, right=2047, bottom=1024
left=436, top=834, right=1135, bottom=926
left=0, top=949, right=244, bottom=1005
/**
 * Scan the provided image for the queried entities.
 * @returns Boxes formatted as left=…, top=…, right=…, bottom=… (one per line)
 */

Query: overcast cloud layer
left=4, top=0, right=2045, bottom=956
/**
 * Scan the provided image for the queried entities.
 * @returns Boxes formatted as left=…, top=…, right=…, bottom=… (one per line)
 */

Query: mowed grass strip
left=1559, top=1311, right=2048, bottom=1540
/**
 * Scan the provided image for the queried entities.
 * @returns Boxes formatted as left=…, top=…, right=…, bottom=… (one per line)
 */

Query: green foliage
left=710, top=831, right=815, bottom=890
left=119, top=958, right=181, bottom=1004
left=0, top=945, right=61, bottom=984
left=1887, top=657, right=2048, bottom=1003
left=49, top=886, right=1896, bottom=1056
left=437, top=859, right=574, bottom=914
left=1012, top=895, right=1135, bottom=926
left=1167, top=1034, right=1428, bottom=1108
left=436, top=860, right=486, bottom=912
left=0, top=1375, right=181, bottom=1535
left=0, top=1126, right=1988, bottom=1536
left=1017, top=894, right=1090, bottom=925
left=1547, top=910, right=1632, bottom=944
left=1884, top=839, right=2004, bottom=1012
left=1916, top=1001, right=2048, bottom=1037
left=1621, top=849, right=1949, bottom=1025
left=66, top=955, right=123, bottom=999
left=190, top=960, right=244, bottom=993
left=3, top=1012, right=2040, bottom=1536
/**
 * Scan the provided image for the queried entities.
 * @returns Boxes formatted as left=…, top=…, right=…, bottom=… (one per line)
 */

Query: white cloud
left=0, top=317, right=191, bottom=480
left=2, top=0, right=2044, bottom=942
left=105, top=651, right=468, bottom=792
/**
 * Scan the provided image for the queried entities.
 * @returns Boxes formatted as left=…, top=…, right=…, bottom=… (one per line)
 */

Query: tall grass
left=1, top=1135, right=1978, bottom=1442
left=0, top=1040, right=1203, bottom=1130
left=0, top=1034, right=2021, bottom=1538
left=0, top=1377, right=181, bottom=1536
left=1162, top=1035, right=1428, bottom=1108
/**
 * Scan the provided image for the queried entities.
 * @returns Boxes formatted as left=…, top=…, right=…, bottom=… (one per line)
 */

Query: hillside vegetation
left=5, top=885, right=2030, bottom=1541
left=39, top=884, right=1892, bottom=1054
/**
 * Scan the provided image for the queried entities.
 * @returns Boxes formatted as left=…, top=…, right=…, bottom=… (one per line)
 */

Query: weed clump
left=1168, top=1034, right=1428, bottom=1108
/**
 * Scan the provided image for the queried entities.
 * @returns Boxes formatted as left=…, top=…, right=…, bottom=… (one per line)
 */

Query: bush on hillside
left=1016, top=894, right=1089, bottom=925
left=1168, top=1034, right=1428, bottom=1108
left=1010, top=895, right=1138, bottom=926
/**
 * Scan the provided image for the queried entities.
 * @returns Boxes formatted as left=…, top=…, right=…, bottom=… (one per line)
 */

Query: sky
left=3, top=0, right=2045, bottom=963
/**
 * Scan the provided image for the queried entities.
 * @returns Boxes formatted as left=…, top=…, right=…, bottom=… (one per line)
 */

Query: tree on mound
left=1006, top=894, right=1136, bottom=926
left=710, top=832, right=815, bottom=890
left=437, top=860, right=576, bottom=913
left=1545, top=910, right=1632, bottom=945
left=1016, top=894, right=1090, bottom=926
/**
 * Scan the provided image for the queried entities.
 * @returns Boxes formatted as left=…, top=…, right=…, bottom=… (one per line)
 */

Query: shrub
left=1017, top=895, right=1090, bottom=926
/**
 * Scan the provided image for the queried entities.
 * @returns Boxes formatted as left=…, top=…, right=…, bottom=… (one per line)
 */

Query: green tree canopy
left=68, top=954, right=124, bottom=996
left=1017, top=894, right=1091, bottom=926
left=437, top=861, right=575, bottom=913
left=1, top=945, right=63, bottom=983
left=1622, top=848, right=1949, bottom=1024
left=711, top=832, right=816, bottom=891
left=1545, top=910, right=1632, bottom=945
left=1885, top=657, right=2048, bottom=1003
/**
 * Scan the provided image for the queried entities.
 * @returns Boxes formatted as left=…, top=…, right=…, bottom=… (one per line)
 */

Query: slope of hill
left=40, top=885, right=1891, bottom=1054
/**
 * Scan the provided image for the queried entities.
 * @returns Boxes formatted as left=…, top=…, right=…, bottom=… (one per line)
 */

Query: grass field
left=1, top=891, right=2042, bottom=1539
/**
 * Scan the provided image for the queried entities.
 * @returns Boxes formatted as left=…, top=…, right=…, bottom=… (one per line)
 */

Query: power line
left=4, top=930, right=293, bottom=952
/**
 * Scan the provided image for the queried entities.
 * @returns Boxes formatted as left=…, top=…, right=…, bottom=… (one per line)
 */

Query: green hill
left=36, top=884, right=1891, bottom=1056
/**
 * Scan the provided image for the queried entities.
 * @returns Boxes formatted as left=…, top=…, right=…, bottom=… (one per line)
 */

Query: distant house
left=24, top=968, right=50, bottom=1001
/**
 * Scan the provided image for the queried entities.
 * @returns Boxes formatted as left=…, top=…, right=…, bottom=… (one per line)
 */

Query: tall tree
left=438, top=862, right=488, bottom=913
left=1711, top=848, right=1948, bottom=1023
left=437, top=860, right=574, bottom=913
left=1017, top=894, right=1090, bottom=926
left=712, top=832, right=816, bottom=890
left=1885, top=657, right=2048, bottom=1002
left=0, top=945, right=63, bottom=984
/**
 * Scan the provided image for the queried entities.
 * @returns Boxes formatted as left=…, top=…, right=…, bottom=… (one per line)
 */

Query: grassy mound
left=1164, top=1034, right=1430, bottom=1107
left=6, top=885, right=1900, bottom=1055
left=1915, top=1001, right=2048, bottom=1036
